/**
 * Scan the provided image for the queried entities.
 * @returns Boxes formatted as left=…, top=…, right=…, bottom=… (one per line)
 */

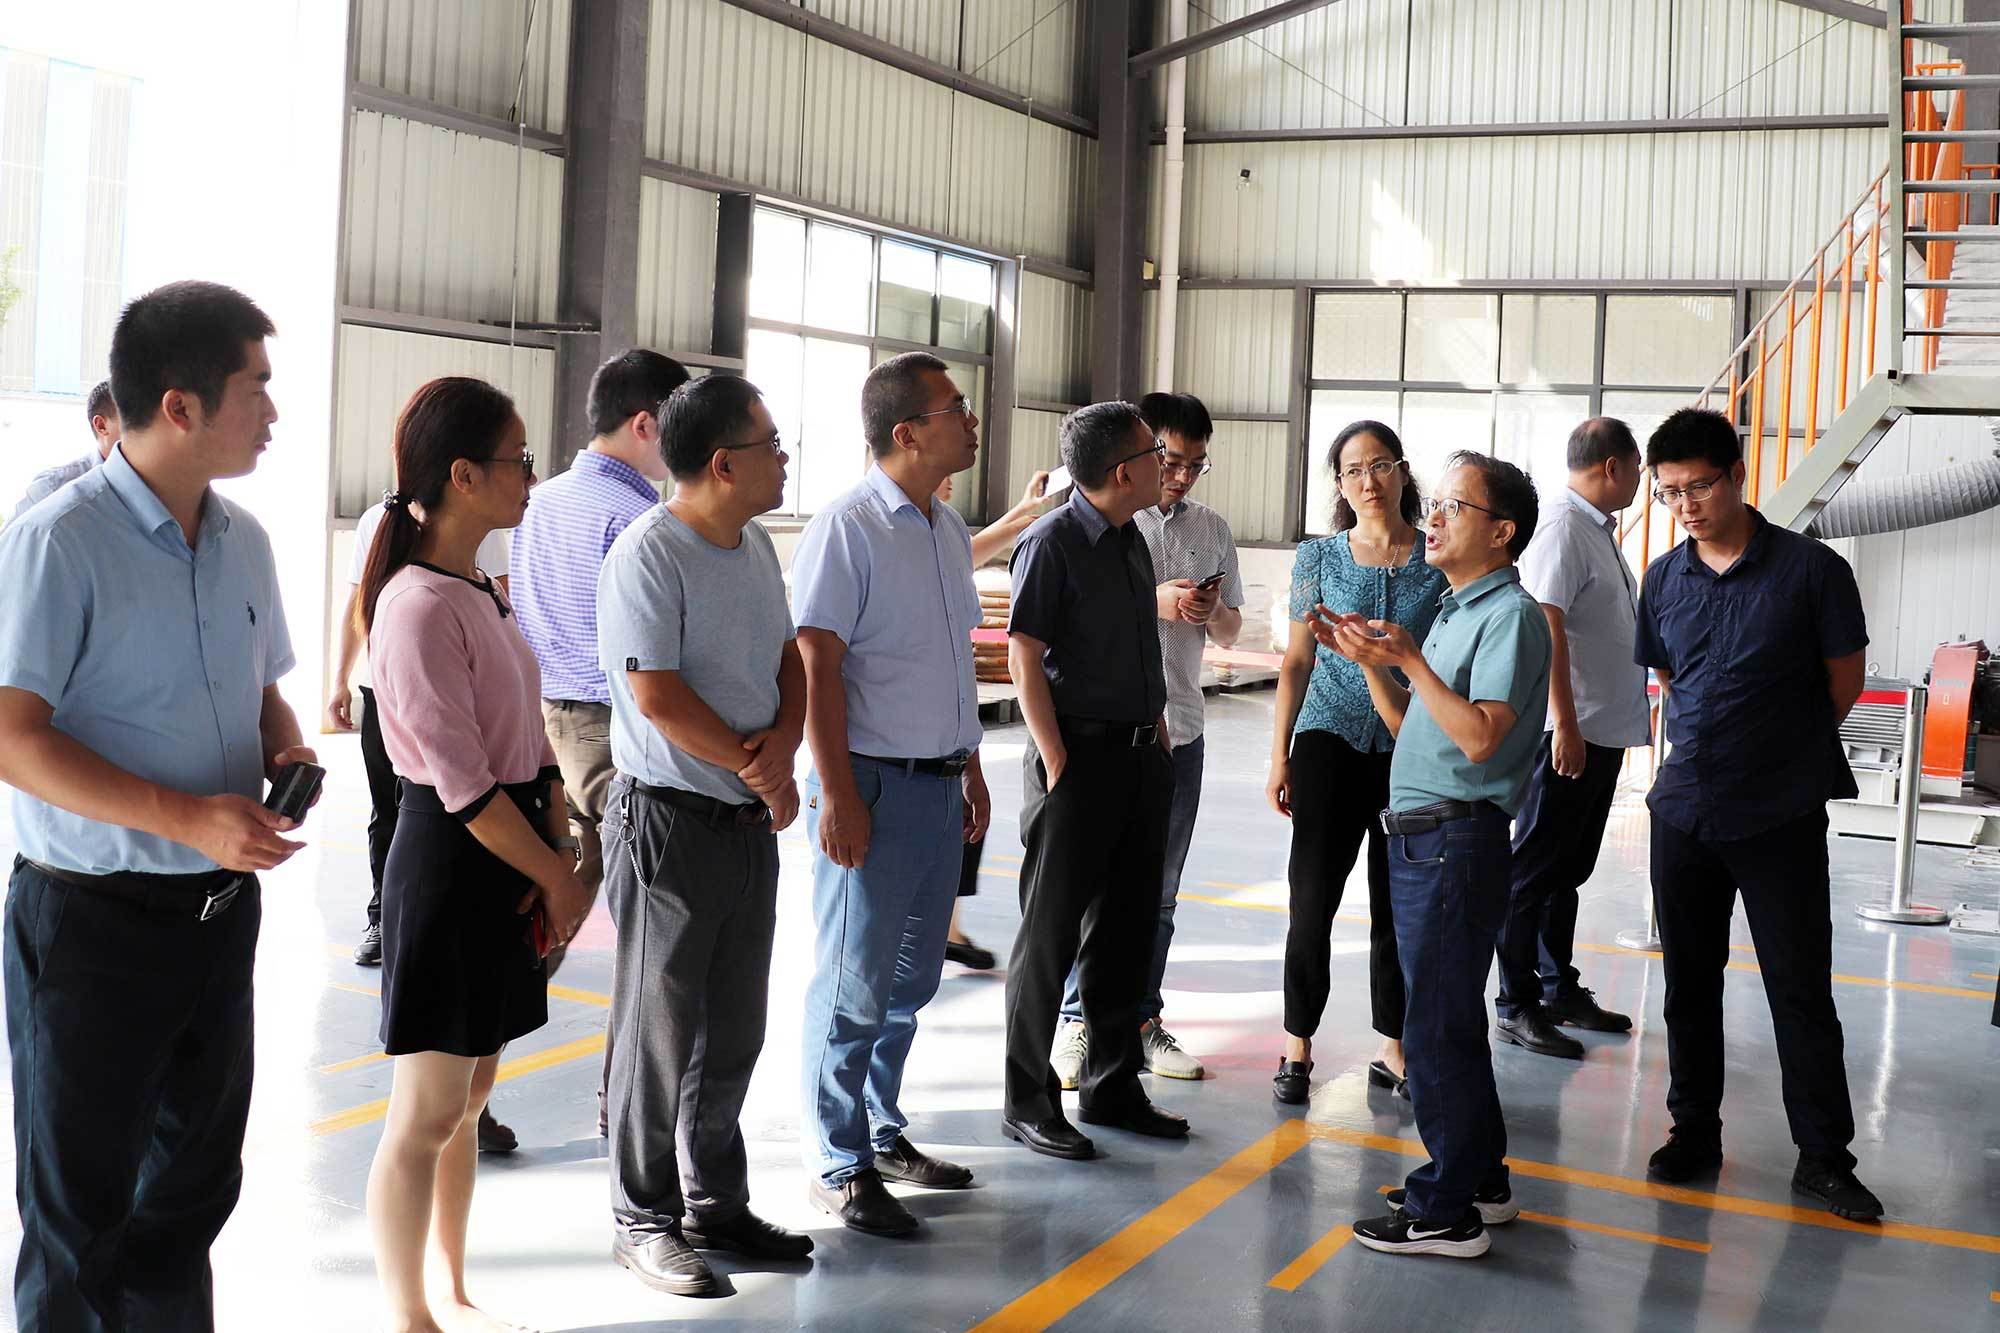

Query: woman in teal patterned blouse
left=1267, top=420, right=1447, bottom=1107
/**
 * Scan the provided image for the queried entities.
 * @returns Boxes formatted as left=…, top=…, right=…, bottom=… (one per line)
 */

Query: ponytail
left=355, top=376, right=518, bottom=634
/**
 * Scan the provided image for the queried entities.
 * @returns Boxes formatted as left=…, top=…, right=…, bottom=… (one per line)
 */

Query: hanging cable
left=506, top=0, right=541, bottom=390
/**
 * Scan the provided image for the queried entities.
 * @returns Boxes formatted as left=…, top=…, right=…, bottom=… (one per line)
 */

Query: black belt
left=852, top=751, right=970, bottom=779
left=1060, top=717, right=1159, bottom=748
left=630, top=780, right=773, bottom=827
left=1379, top=800, right=1498, bottom=836
left=23, top=858, right=247, bottom=922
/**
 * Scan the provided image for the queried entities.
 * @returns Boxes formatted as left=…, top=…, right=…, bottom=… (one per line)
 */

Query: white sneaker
left=1142, top=1020, right=1205, bottom=1080
left=1051, top=1021, right=1088, bottom=1091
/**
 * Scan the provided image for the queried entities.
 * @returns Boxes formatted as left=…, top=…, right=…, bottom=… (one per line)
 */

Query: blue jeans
left=1060, top=735, right=1203, bottom=1025
left=800, top=758, right=964, bottom=1186
left=1388, top=805, right=1513, bottom=1225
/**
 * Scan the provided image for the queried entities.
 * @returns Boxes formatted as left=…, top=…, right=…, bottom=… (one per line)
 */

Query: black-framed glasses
left=477, top=451, right=535, bottom=480
left=1340, top=458, right=1406, bottom=485
left=1112, top=442, right=1166, bottom=471
left=718, top=431, right=784, bottom=456
left=1163, top=456, right=1213, bottom=479
left=1421, top=495, right=1500, bottom=523
left=1653, top=471, right=1727, bottom=508
left=903, top=396, right=974, bottom=426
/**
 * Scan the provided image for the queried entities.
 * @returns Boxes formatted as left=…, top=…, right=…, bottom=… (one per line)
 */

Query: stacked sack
left=974, top=567, right=1012, bottom=684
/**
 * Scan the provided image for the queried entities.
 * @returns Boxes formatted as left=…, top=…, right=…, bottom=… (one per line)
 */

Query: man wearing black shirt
left=1001, top=401, right=1184, bottom=1159
left=1635, top=407, right=1880, bottom=1221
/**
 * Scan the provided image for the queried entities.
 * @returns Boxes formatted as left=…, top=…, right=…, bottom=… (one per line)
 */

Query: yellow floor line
left=309, top=1033, right=606, bottom=1136
left=1570, top=942, right=1990, bottom=1001
left=1974, top=972, right=1997, bottom=982
left=329, top=981, right=380, bottom=998
left=1179, top=890, right=1283, bottom=914
left=317, top=1050, right=389, bottom=1075
left=1266, top=1222, right=1351, bottom=1291
left=968, top=1120, right=1316, bottom=1332
left=547, top=982, right=611, bottom=1007
left=1306, top=1123, right=2000, bottom=1256
left=1516, top=1209, right=1712, bottom=1254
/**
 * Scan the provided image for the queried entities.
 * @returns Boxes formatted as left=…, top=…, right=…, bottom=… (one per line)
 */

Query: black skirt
left=380, top=779, right=550, bottom=1057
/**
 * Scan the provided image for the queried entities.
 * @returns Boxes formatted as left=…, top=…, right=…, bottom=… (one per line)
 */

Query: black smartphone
left=1196, top=568, right=1227, bottom=591
left=265, top=761, right=326, bottom=824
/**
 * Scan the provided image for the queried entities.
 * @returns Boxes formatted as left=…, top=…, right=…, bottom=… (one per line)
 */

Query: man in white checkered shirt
left=1050, top=392, right=1244, bottom=1086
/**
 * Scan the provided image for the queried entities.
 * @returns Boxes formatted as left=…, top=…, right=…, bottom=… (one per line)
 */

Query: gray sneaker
left=1051, top=1020, right=1088, bottom=1091
left=1142, top=1020, right=1205, bottom=1080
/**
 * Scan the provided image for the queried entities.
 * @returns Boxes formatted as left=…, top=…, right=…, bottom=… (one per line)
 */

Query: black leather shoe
left=476, top=1106, right=517, bottom=1153
left=1545, top=988, right=1632, bottom=1033
left=1646, top=1131, right=1723, bottom=1183
left=876, top=1134, right=974, bottom=1188
left=1272, top=1058, right=1312, bottom=1105
left=1493, top=1008, right=1585, bottom=1060
left=809, top=1167, right=918, bottom=1237
left=944, top=938, right=996, bottom=970
left=613, top=1229, right=717, bottom=1296
left=1368, top=1058, right=1411, bottom=1100
left=1001, top=1115, right=1095, bottom=1160
left=682, top=1209, right=815, bottom=1259
left=1792, top=1160, right=1883, bottom=1221
left=1078, top=1099, right=1188, bottom=1138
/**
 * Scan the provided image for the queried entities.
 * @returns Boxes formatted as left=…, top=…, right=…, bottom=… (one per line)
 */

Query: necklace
left=1352, top=530, right=1406, bottom=578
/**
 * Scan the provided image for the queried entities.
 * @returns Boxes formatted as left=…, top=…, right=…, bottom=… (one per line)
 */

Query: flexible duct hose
left=1806, top=442, right=2000, bottom=540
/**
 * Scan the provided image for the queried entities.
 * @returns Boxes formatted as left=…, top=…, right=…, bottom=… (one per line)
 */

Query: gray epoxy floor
left=3, top=687, right=1998, bottom=1331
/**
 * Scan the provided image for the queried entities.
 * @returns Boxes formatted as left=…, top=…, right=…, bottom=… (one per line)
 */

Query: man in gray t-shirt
left=595, top=375, right=813, bottom=1295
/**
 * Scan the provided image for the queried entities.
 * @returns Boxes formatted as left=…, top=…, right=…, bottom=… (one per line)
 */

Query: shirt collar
left=573, top=449, right=660, bottom=503
left=1673, top=507, right=1770, bottom=579
left=862, top=463, right=934, bottom=520
left=1441, top=565, right=1521, bottom=611
left=1067, top=487, right=1117, bottom=545
left=102, top=444, right=228, bottom=547
left=1563, top=487, right=1614, bottom=531
left=1143, top=498, right=1187, bottom=522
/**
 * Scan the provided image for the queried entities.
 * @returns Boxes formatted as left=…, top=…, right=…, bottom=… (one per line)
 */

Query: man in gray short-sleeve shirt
left=596, top=374, right=813, bottom=1297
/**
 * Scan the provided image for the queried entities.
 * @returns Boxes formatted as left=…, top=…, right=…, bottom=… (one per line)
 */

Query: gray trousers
left=603, top=776, right=779, bottom=1236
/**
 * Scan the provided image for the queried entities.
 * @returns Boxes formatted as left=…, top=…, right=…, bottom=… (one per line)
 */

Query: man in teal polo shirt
left=1316, top=450, right=1551, bottom=1260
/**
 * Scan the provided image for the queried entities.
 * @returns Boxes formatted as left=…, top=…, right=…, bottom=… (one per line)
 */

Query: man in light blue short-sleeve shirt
left=790, top=353, right=991, bottom=1238
left=596, top=373, right=814, bottom=1296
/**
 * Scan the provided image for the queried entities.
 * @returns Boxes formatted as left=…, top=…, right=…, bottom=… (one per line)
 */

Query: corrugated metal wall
left=1850, top=415, right=2000, bottom=681
left=801, top=0, right=1091, bottom=114
left=332, top=324, right=556, bottom=519
left=342, top=109, right=563, bottom=323
left=1198, top=419, right=1292, bottom=544
left=636, top=178, right=720, bottom=357
left=352, top=0, right=572, bottom=132
left=1157, top=128, right=1887, bottom=283
left=645, top=0, right=1094, bottom=268
left=1016, top=272, right=1092, bottom=405
left=1140, top=288, right=1293, bottom=414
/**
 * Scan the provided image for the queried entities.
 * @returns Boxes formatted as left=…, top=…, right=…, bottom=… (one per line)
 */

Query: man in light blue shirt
left=0, top=282, right=315, bottom=1328
left=12, top=378, right=120, bottom=519
left=1496, top=418, right=1650, bottom=1059
left=792, top=353, right=991, bottom=1238
left=1321, top=451, right=1550, bottom=1261
left=595, top=374, right=812, bottom=1295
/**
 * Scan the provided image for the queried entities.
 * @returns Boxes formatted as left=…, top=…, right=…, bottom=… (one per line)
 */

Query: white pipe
left=1153, top=0, right=1188, bottom=393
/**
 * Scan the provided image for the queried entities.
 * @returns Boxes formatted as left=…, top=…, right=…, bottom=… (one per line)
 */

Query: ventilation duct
left=1806, top=440, right=2000, bottom=541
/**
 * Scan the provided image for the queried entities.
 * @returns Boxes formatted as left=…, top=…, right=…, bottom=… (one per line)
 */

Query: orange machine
left=1922, top=640, right=1988, bottom=790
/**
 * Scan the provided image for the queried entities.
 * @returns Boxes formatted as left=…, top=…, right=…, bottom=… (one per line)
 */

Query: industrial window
left=743, top=205, right=996, bottom=521
left=1302, top=290, right=1734, bottom=537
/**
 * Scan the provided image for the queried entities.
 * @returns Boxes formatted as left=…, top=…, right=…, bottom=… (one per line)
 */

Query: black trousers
left=1282, top=729, right=1402, bottom=1040
left=1495, top=734, right=1625, bottom=1017
left=4, top=858, right=260, bottom=1332
left=358, top=685, right=399, bottom=927
left=1652, top=809, right=1857, bottom=1168
left=1003, top=731, right=1172, bottom=1124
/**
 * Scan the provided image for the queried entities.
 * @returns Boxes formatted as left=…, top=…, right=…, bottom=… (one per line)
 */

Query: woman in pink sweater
left=358, top=376, right=592, bottom=1333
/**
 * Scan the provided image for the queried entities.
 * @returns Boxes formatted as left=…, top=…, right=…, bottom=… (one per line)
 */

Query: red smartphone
left=528, top=904, right=552, bottom=960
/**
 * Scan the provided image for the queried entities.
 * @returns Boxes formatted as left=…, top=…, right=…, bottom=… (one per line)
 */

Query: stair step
left=1902, top=22, right=2000, bottom=39
left=1903, top=129, right=2000, bottom=142
left=1905, top=181, right=2000, bottom=194
left=1908, top=230, right=2000, bottom=241
left=1904, top=74, right=2000, bottom=90
left=1907, top=280, right=2000, bottom=289
left=1907, top=327, right=2000, bottom=336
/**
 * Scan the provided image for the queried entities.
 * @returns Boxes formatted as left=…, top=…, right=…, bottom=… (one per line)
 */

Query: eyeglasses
left=1652, top=471, right=1727, bottom=508
left=903, top=397, right=974, bottom=426
left=477, top=451, right=535, bottom=480
left=718, top=431, right=784, bottom=456
left=1163, top=456, right=1213, bottom=479
left=1340, top=458, right=1405, bottom=485
left=1420, top=495, right=1501, bottom=523
left=1111, top=442, right=1167, bottom=471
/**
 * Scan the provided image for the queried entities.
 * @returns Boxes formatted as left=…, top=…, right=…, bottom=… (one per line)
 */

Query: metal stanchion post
left=1857, top=682, right=1949, bottom=925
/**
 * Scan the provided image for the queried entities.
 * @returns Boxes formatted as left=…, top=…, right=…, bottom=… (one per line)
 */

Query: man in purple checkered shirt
left=511, top=349, right=687, bottom=1131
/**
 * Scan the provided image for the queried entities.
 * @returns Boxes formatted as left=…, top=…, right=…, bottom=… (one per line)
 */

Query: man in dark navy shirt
left=1634, top=406, right=1879, bottom=1222
left=1000, top=401, right=1183, bottom=1160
